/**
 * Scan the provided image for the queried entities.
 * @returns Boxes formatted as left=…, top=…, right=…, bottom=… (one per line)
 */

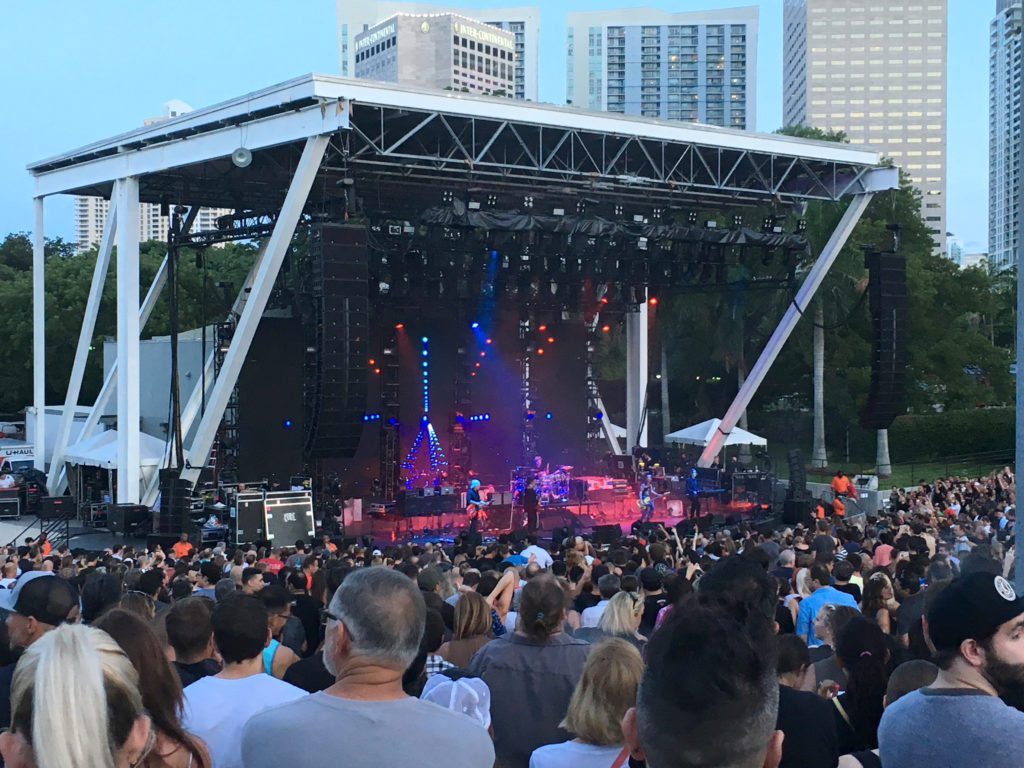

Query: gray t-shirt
left=879, top=687, right=1024, bottom=768
left=240, top=691, right=494, bottom=768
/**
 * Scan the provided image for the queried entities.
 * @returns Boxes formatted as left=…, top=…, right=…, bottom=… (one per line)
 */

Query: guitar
left=466, top=498, right=492, bottom=518
left=637, top=490, right=670, bottom=510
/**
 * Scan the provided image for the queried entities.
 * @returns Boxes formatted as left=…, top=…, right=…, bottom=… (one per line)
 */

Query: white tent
left=665, top=418, right=767, bottom=447
left=64, top=430, right=166, bottom=469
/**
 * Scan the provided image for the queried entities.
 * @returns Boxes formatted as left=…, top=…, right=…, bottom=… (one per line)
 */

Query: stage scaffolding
left=27, top=75, right=897, bottom=503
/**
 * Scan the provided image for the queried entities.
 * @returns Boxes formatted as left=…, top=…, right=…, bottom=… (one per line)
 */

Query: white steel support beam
left=181, top=134, right=330, bottom=485
left=115, top=177, right=141, bottom=503
left=46, top=203, right=117, bottom=492
left=626, top=302, right=649, bottom=450
left=698, top=190, right=877, bottom=467
left=32, top=198, right=45, bottom=471
left=53, top=208, right=198, bottom=496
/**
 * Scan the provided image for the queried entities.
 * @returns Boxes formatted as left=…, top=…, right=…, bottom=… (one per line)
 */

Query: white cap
left=420, top=675, right=491, bottom=729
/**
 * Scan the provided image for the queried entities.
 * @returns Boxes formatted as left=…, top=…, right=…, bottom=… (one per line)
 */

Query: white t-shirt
left=520, top=545, right=553, bottom=569
left=0, top=475, right=15, bottom=489
left=183, top=673, right=306, bottom=768
left=530, top=740, right=624, bottom=768
left=579, top=600, right=609, bottom=628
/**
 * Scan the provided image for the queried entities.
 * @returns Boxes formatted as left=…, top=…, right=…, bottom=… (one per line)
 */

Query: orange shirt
left=830, top=475, right=851, bottom=496
left=172, top=541, right=192, bottom=559
left=815, top=504, right=826, bottom=520
left=833, top=497, right=845, bottom=517
left=40, top=540, right=51, bottom=556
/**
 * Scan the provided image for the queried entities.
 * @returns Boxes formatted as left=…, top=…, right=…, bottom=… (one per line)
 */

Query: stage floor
left=342, top=495, right=771, bottom=545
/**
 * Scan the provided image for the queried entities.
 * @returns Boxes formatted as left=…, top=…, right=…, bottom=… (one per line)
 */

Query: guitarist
left=466, top=478, right=489, bottom=534
left=637, top=473, right=662, bottom=524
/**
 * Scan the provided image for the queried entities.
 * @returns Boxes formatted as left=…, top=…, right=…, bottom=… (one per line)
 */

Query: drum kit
left=513, top=465, right=574, bottom=503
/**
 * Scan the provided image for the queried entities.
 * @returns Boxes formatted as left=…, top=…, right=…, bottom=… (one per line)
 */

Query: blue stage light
left=594, top=411, right=603, bottom=420
left=283, top=419, right=292, bottom=428
left=484, top=414, right=490, bottom=420
left=388, top=417, right=396, bottom=425
left=545, top=412, right=552, bottom=420
left=421, top=336, right=428, bottom=343
left=422, top=350, right=428, bottom=356
left=471, top=322, right=480, bottom=329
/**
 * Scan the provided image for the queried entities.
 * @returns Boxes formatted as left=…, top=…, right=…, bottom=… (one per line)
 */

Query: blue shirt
left=795, top=586, right=859, bottom=645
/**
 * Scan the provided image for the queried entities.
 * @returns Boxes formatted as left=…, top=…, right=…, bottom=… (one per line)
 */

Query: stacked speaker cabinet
left=155, top=469, right=192, bottom=534
left=304, top=224, right=370, bottom=459
left=861, top=250, right=907, bottom=430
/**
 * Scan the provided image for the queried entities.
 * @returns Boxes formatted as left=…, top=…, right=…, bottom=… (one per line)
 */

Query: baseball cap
left=927, top=572, right=1024, bottom=651
left=0, top=572, right=77, bottom=626
left=417, top=567, right=443, bottom=592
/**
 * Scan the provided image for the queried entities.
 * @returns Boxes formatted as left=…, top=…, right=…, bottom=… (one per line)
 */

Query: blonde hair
left=561, top=638, right=643, bottom=745
left=11, top=623, right=144, bottom=768
left=453, top=590, right=491, bottom=640
left=597, top=591, right=643, bottom=636
left=795, top=567, right=813, bottom=597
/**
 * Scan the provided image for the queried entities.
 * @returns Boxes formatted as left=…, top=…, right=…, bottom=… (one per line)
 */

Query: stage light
left=600, top=297, right=608, bottom=304
left=538, top=324, right=547, bottom=331
left=422, top=361, right=428, bottom=367
left=733, top=215, right=743, bottom=228
left=536, top=348, right=545, bottom=355
left=374, top=368, right=381, bottom=374
left=395, top=323, right=404, bottom=329
left=484, top=414, right=490, bottom=420
left=547, top=336, right=554, bottom=343
left=485, top=338, right=492, bottom=344
left=545, top=412, right=552, bottom=420
left=797, top=219, right=808, bottom=232
left=283, top=419, right=292, bottom=428
left=601, top=325, right=611, bottom=332
left=471, top=322, right=480, bottom=329
left=594, top=411, right=603, bottom=420
left=475, top=362, right=481, bottom=367
left=388, top=417, right=397, bottom=425
left=525, top=411, right=535, bottom=420
left=480, top=351, right=486, bottom=357
left=368, top=358, right=375, bottom=365
left=687, top=212, right=698, bottom=225
left=422, top=350, right=428, bottom=356
left=649, top=297, right=658, bottom=306
left=421, top=336, right=428, bottom=343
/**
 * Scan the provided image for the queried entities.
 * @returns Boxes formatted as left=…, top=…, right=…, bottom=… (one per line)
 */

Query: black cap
left=927, top=573, right=1024, bottom=651
left=0, top=573, right=76, bottom=626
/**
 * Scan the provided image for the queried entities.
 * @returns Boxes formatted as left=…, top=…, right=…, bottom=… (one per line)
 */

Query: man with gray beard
left=241, top=567, right=494, bottom=768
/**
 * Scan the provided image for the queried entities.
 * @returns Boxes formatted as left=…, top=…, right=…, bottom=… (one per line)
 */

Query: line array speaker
left=861, top=250, right=907, bottom=430
left=304, top=224, right=369, bottom=458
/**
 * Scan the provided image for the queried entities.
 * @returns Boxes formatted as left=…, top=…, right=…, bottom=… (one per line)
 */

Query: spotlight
left=421, top=336, right=429, bottom=343
left=480, top=351, right=486, bottom=357
left=388, top=417, right=397, bottom=425
left=797, top=219, right=808, bottom=232
left=601, top=325, right=610, bottom=332
left=648, top=297, right=658, bottom=306
left=733, top=215, right=743, bottom=228
left=538, top=324, right=547, bottom=332
left=422, top=350, right=428, bottom=356
left=283, top=419, right=292, bottom=428
left=485, top=338, right=492, bottom=344
left=395, top=323, right=404, bottom=330
left=471, top=322, right=480, bottom=329
left=547, top=336, right=554, bottom=343
left=545, top=413, right=552, bottom=420
left=536, top=348, right=545, bottom=355
left=687, top=212, right=698, bottom=225
left=368, top=358, right=375, bottom=365
left=374, top=368, right=381, bottom=374
left=593, top=410, right=603, bottom=420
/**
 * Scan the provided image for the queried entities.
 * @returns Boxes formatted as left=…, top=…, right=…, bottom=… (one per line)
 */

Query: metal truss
left=343, top=108, right=878, bottom=205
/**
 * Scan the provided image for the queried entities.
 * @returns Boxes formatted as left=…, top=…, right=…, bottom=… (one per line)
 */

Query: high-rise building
left=338, top=2, right=539, bottom=101
left=565, top=6, right=758, bottom=128
left=355, top=13, right=515, bottom=96
left=73, top=101, right=232, bottom=252
left=783, top=0, right=948, bottom=252
left=989, top=0, right=1023, bottom=272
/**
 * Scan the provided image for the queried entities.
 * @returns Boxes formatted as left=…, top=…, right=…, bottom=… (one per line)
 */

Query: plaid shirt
left=424, top=653, right=456, bottom=678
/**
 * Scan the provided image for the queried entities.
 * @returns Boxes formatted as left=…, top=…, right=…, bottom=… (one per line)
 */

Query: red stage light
left=601, top=325, right=611, bottom=332
left=395, top=323, right=404, bottom=329
left=538, top=324, right=547, bottom=331
left=475, top=362, right=481, bottom=367
left=485, top=338, right=492, bottom=344
left=368, top=358, right=375, bottom=365
left=600, top=297, right=608, bottom=304
left=480, top=351, right=486, bottom=357
left=649, top=297, right=658, bottom=306
left=536, top=348, right=545, bottom=355
left=547, top=336, right=554, bottom=343
left=374, top=368, right=381, bottom=374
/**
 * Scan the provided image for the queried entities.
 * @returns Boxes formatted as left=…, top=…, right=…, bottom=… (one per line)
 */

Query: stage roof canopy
left=28, top=74, right=889, bottom=216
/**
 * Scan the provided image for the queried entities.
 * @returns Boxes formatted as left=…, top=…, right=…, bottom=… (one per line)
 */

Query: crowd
left=0, top=465, right=1019, bottom=768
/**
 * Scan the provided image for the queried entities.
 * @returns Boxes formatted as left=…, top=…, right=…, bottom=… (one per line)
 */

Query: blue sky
left=0, top=1, right=989, bottom=251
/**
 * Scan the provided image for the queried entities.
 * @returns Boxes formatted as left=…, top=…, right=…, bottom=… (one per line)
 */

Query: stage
left=339, top=492, right=775, bottom=546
